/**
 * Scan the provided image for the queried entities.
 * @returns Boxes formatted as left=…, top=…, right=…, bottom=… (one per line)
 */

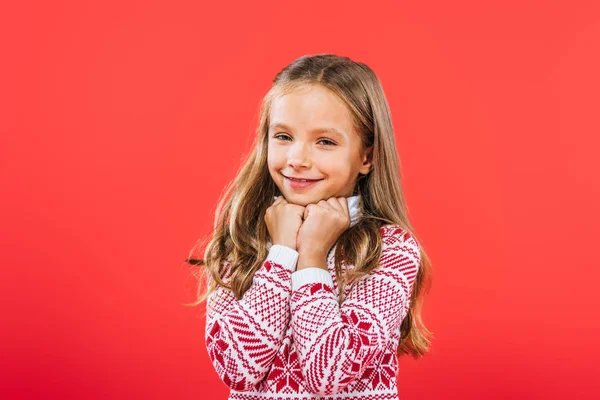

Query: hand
left=264, top=196, right=305, bottom=251
left=296, top=197, right=351, bottom=261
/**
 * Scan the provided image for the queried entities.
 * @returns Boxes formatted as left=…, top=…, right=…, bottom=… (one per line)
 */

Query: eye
left=273, top=133, right=291, bottom=141
left=317, top=138, right=336, bottom=146
left=272, top=133, right=336, bottom=147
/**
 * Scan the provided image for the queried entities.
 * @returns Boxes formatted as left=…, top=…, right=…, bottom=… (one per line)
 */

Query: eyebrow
left=268, top=122, right=346, bottom=139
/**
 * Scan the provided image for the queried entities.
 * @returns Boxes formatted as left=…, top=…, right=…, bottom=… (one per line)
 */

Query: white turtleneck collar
left=267, top=194, right=363, bottom=250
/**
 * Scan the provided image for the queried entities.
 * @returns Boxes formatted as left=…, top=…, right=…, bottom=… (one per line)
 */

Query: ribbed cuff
left=265, top=244, right=299, bottom=273
left=292, top=267, right=334, bottom=291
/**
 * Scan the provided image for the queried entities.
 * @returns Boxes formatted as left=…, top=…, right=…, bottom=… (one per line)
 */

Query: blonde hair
left=184, top=54, right=434, bottom=358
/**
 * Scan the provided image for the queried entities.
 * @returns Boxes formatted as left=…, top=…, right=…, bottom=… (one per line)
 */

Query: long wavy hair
left=184, top=54, right=434, bottom=359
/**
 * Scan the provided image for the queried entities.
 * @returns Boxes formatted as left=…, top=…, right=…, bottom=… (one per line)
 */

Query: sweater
left=205, top=194, right=421, bottom=399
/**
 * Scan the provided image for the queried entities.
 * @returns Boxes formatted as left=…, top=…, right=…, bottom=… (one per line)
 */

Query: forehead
left=268, top=85, right=356, bottom=135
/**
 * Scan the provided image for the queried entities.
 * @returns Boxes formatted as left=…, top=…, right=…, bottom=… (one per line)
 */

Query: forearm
left=289, top=274, right=383, bottom=396
left=205, top=245, right=298, bottom=391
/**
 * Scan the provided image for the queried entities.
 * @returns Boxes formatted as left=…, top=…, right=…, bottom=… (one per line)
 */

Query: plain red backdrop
left=1, top=0, right=599, bottom=399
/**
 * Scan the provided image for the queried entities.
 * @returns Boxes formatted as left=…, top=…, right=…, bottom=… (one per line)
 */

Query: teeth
left=286, top=176, right=320, bottom=182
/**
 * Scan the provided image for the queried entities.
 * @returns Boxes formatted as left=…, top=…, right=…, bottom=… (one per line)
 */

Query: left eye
left=317, top=139, right=336, bottom=146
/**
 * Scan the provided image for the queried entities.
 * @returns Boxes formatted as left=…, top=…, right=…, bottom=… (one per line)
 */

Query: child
left=187, top=54, right=433, bottom=399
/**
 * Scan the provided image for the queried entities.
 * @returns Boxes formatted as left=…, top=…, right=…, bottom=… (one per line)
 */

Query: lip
left=283, top=174, right=323, bottom=190
left=282, top=174, right=322, bottom=181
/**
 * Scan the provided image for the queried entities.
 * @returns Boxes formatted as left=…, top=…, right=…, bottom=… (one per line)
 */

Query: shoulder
left=379, top=224, right=419, bottom=246
left=379, top=224, right=421, bottom=263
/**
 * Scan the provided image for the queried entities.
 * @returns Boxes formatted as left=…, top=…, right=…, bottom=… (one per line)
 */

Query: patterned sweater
left=205, top=195, right=421, bottom=399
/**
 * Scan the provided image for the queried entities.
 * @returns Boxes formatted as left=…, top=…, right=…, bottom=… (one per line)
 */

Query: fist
left=264, top=196, right=305, bottom=251
left=296, top=197, right=351, bottom=257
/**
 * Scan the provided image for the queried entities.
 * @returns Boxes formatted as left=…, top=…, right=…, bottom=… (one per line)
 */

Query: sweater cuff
left=265, top=244, right=299, bottom=273
left=292, top=267, right=334, bottom=291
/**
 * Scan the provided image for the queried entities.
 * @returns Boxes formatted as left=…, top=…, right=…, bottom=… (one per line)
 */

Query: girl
left=187, top=54, right=433, bottom=399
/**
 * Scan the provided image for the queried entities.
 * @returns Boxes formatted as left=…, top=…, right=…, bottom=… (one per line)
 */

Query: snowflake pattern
left=264, top=342, right=303, bottom=393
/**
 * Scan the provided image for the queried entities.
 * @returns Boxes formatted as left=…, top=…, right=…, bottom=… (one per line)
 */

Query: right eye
left=273, top=133, right=291, bottom=141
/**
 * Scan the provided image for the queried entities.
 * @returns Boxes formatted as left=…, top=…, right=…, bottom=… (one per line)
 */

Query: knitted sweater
left=205, top=195, right=421, bottom=399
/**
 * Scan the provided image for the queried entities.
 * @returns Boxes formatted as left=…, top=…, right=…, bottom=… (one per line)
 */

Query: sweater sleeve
left=205, top=245, right=298, bottom=391
left=289, top=225, right=420, bottom=396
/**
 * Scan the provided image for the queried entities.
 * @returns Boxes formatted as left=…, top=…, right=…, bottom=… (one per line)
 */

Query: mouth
left=282, top=174, right=324, bottom=189
left=283, top=174, right=322, bottom=182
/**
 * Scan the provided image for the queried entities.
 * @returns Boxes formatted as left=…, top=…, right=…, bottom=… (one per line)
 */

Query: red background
left=1, top=1, right=599, bottom=399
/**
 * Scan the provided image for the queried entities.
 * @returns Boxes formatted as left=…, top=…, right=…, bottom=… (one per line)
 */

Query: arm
left=205, top=245, right=298, bottom=391
left=289, top=226, right=420, bottom=396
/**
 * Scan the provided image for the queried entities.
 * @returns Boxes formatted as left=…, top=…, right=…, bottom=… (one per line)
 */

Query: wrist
left=272, top=241, right=297, bottom=251
left=297, top=251, right=328, bottom=270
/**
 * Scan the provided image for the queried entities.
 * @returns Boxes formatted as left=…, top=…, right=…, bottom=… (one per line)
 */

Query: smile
left=283, top=175, right=323, bottom=189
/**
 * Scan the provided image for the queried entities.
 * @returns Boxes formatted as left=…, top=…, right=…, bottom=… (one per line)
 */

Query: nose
left=287, top=142, right=312, bottom=169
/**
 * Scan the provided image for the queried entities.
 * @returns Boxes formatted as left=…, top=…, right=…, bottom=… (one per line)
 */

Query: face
left=267, top=84, right=372, bottom=206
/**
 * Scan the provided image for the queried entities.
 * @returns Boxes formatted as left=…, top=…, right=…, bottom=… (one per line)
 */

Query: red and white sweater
left=205, top=195, right=421, bottom=399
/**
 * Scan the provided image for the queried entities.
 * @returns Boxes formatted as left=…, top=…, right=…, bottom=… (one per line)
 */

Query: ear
left=358, top=146, right=373, bottom=175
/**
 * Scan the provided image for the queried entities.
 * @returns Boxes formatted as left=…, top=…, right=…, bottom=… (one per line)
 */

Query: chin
left=281, top=194, right=309, bottom=206
left=282, top=192, right=326, bottom=206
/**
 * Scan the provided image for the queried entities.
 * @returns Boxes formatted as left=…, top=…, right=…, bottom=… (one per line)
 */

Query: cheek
left=267, top=150, right=282, bottom=168
left=316, top=153, right=353, bottom=175
left=267, top=149, right=286, bottom=175
left=266, top=143, right=276, bottom=163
